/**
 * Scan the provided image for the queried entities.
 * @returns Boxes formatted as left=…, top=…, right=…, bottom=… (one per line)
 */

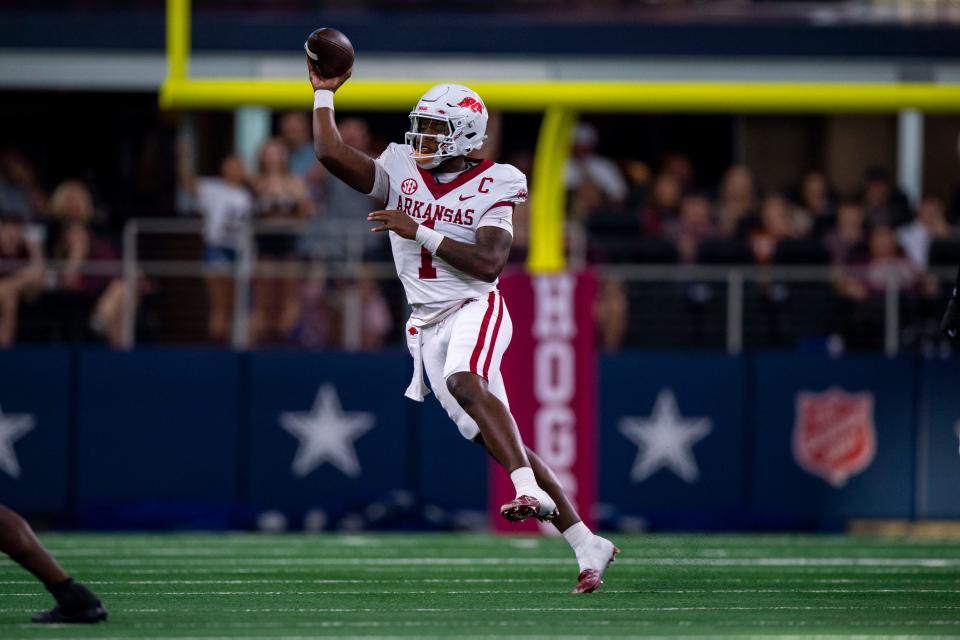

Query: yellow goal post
left=160, top=0, right=960, bottom=274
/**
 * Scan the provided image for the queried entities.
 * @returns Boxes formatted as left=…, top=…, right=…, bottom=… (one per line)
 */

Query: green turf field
left=2, top=533, right=960, bottom=638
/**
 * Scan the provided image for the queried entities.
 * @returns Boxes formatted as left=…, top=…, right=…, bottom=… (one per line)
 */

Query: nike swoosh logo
left=458, top=195, right=475, bottom=201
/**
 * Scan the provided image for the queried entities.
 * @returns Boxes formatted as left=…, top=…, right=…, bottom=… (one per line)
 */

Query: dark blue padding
left=0, top=348, right=72, bottom=515
left=2, top=10, right=959, bottom=58
left=75, top=347, right=241, bottom=508
left=751, top=352, right=916, bottom=527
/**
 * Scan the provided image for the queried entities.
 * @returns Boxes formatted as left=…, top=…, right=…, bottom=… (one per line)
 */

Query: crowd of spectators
left=568, top=122, right=960, bottom=350
left=0, top=149, right=139, bottom=349
left=176, top=112, right=392, bottom=350
left=2, top=115, right=959, bottom=352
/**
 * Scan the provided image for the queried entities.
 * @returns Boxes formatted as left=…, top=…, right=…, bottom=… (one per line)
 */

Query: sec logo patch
left=401, top=179, right=418, bottom=195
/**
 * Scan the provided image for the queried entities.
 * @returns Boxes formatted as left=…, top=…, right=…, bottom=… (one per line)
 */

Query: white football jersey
left=372, top=142, right=528, bottom=308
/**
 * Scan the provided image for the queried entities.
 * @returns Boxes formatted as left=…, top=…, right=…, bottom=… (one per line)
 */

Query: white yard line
left=3, top=576, right=957, bottom=586
left=5, top=634, right=959, bottom=640
left=37, top=556, right=960, bottom=567
left=6, top=587, right=960, bottom=597
left=6, top=604, right=960, bottom=614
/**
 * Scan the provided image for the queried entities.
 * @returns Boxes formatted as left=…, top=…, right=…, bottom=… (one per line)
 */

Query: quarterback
left=307, top=63, right=617, bottom=592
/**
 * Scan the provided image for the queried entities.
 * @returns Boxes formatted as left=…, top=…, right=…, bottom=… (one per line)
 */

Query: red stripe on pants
left=481, top=295, right=504, bottom=379
left=469, top=292, right=496, bottom=376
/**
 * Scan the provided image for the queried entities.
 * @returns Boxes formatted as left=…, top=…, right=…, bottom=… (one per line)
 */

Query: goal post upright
left=166, top=0, right=189, bottom=81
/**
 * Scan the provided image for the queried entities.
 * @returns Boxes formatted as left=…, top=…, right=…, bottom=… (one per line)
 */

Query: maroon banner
left=491, top=270, right=597, bottom=533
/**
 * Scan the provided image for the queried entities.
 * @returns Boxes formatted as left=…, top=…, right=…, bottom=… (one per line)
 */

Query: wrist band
left=313, top=89, right=334, bottom=111
left=416, top=224, right=444, bottom=254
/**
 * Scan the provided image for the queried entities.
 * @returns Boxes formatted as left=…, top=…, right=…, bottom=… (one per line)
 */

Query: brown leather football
left=304, top=28, right=355, bottom=78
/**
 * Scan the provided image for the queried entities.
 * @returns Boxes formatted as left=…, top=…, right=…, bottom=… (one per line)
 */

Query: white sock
left=562, top=521, right=594, bottom=557
left=510, top=467, right=539, bottom=498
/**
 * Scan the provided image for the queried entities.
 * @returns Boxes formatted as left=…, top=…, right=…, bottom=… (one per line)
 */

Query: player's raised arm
left=307, top=61, right=378, bottom=195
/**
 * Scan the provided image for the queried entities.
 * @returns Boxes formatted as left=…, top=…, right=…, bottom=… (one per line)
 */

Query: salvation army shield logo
left=792, top=388, right=876, bottom=488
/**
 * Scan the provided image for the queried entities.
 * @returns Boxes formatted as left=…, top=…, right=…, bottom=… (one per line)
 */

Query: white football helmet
left=405, top=84, right=488, bottom=169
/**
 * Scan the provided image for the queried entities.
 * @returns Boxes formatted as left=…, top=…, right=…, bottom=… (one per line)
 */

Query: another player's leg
left=0, top=505, right=107, bottom=623
left=474, top=432, right=619, bottom=593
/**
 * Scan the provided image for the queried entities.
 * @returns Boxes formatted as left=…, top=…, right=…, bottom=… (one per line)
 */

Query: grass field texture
left=2, top=533, right=960, bottom=638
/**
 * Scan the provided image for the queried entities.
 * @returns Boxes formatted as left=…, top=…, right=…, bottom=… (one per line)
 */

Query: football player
left=307, top=62, right=618, bottom=592
left=0, top=504, right=106, bottom=623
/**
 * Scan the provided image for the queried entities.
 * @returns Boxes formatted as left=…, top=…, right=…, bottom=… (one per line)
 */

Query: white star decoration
left=280, top=384, right=375, bottom=479
left=0, top=404, right=35, bottom=479
left=618, top=389, right=712, bottom=484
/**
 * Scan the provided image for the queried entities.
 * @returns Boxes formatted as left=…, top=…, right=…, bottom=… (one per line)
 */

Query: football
left=304, top=27, right=355, bottom=78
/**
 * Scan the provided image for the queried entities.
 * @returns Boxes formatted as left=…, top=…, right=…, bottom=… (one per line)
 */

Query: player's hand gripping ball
left=305, top=28, right=354, bottom=79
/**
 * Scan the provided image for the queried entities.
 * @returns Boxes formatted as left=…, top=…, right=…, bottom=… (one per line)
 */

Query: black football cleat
left=32, top=602, right=107, bottom=624
left=33, top=579, right=107, bottom=624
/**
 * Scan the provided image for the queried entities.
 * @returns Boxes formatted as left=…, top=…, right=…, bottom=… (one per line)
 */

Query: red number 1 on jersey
left=418, top=219, right=437, bottom=280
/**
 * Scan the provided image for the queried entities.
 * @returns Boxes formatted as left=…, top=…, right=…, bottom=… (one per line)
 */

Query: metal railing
left=121, top=217, right=401, bottom=350
left=595, top=263, right=935, bottom=356
left=20, top=216, right=928, bottom=354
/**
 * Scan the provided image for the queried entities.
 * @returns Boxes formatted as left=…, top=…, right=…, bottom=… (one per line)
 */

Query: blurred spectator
left=663, top=193, right=716, bottom=264
left=0, top=214, right=43, bottom=348
left=296, top=269, right=392, bottom=351
left=594, top=275, right=627, bottom=352
left=250, top=137, right=313, bottom=346
left=621, top=159, right=652, bottom=211
left=279, top=111, right=325, bottom=210
left=292, top=118, right=393, bottom=352
left=176, top=139, right=254, bottom=343
left=746, top=195, right=798, bottom=264
left=836, top=224, right=937, bottom=302
left=824, top=199, right=868, bottom=266
left=279, top=111, right=316, bottom=177
left=355, top=272, right=392, bottom=351
left=897, top=195, right=954, bottom=269
left=565, top=123, right=627, bottom=217
left=299, top=118, right=383, bottom=261
left=47, top=180, right=132, bottom=348
left=660, top=152, right=694, bottom=191
left=716, top=165, right=758, bottom=239
left=861, top=166, right=911, bottom=228
left=835, top=224, right=937, bottom=347
left=641, top=172, right=682, bottom=238
left=568, top=174, right=606, bottom=223
left=794, top=169, right=835, bottom=238
left=294, top=264, right=337, bottom=349
left=0, top=149, right=46, bottom=223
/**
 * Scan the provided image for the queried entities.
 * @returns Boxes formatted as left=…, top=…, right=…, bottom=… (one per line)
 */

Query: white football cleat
left=572, top=536, right=619, bottom=594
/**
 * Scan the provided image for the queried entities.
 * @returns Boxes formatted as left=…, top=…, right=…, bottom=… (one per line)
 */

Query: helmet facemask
left=405, top=115, right=457, bottom=170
